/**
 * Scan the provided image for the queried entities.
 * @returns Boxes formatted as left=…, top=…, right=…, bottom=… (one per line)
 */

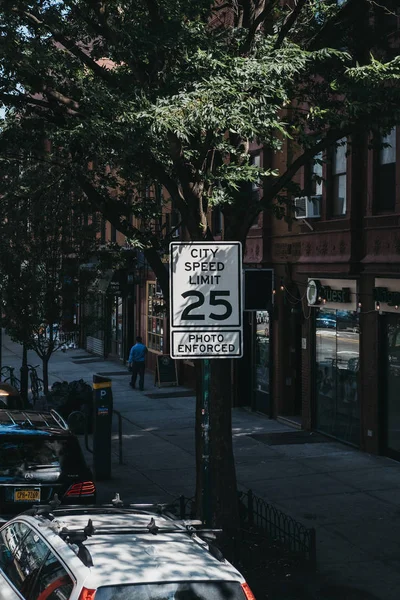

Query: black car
left=0, top=408, right=96, bottom=515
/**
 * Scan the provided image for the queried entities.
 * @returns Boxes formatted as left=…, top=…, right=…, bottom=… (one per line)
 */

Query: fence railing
left=238, top=489, right=316, bottom=570
left=173, top=490, right=316, bottom=571
left=59, top=331, right=79, bottom=346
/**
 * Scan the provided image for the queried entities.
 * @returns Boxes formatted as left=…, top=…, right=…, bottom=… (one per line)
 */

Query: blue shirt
left=129, top=343, right=147, bottom=363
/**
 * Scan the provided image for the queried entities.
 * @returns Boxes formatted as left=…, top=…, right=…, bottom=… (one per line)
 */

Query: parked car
left=0, top=503, right=256, bottom=600
left=316, top=313, right=336, bottom=329
left=0, top=409, right=95, bottom=516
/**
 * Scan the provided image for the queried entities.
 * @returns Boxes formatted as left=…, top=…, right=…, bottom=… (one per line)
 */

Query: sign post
left=170, top=241, right=243, bottom=525
left=202, top=358, right=211, bottom=526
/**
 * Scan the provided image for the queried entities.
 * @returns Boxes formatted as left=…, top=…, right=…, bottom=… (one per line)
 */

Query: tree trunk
left=20, top=342, right=28, bottom=406
left=195, top=358, right=239, bottom=531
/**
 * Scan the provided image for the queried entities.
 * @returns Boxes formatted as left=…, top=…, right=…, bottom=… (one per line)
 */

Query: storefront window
left=315, top=308, right=359, bottom=445
left=253, top=311, right=270, bottom=414
left=110, top=296, right=123, bottom=342
left=147, top=282, right=165, bottom=353
left=386, top=315, right=400, bottom=456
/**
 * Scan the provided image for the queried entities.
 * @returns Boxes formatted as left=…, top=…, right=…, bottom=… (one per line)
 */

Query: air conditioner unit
left=294, top=195, right=321, bottom=219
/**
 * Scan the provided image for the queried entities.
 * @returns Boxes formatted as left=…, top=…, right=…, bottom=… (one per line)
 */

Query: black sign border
left=171, top=329, right=243, bottom=359
left=170, top=241, right=242, bottom=329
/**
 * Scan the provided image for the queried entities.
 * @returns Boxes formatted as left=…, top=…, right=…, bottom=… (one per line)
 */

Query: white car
left=0, top=502, right=255, bottom=600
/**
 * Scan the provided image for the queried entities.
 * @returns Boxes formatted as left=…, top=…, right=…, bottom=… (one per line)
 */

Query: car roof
left=23, top=511, right=244, bottom=588
left=0, top=409, right=70, bottom=436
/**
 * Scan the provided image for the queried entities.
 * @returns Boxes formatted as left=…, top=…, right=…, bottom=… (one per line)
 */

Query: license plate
left=14, top=489, right=41, bottom=502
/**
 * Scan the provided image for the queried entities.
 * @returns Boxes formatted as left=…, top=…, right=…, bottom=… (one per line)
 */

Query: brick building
left=238, top=127, right=400, bottom=461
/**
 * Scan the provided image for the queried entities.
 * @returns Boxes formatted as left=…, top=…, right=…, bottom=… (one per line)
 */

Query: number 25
left=181, top=291, right=232, bottom=321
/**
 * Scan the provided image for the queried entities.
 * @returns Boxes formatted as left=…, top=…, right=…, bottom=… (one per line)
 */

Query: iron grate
left=145, top=391, right=196, bottom=399
left=96, top=371, right=129, bottom=376
left=249, top=431, right=330, bottom=445
left=72, top=358, right=105, bottom=364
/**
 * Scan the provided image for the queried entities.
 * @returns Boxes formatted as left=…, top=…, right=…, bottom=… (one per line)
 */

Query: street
left=2, top=334, right=400, bottom=599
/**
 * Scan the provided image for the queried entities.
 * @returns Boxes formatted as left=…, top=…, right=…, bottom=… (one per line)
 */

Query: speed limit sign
left=170, top=242, right=243, bottom=359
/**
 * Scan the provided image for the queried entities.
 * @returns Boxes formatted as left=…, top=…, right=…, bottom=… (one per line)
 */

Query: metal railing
left=238, top=489, right=316, bottom=570
left=174, top=490, right=316, bottom=571
left=82, top=408, right=123, bottom=466
left=59, top=331, right=79, bottom=346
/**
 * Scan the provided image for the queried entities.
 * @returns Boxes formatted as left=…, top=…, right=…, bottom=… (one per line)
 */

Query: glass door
left=315, top=308, right=360, bottom=446
left=110, top=295, right=124, bottom=359
left=384, top=314, right=400, bottom=459
left=253, top=311, right=271, bottom=415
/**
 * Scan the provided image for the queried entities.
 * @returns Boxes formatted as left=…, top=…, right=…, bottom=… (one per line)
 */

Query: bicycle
left=0, top=366, right=21, bottom=390
left=27, top=364, right=45, bottom=406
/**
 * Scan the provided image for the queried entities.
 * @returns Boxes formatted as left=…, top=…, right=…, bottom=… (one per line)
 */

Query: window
left=171, top=202, right=181, bottom=238
left=100, top=217, right=106, bottom=244
left=95, top=581, right=246, bottom=600
left=147, top=281, right=164, bottom=353
left=0, top=436, right=84, bottom=475
left=250, top=153, right=261, bottom=227
left=0, top=523, right=74, bottom=599
left=311, top=152, right=323, bottom=197
left=385, top=315, right=400, bottom=456
left=111, top=295, right=123, bottom=345
left=255, top=311, right=270, bottom=396
left=316, top=308, right=359, bottom=446
left=376, top=128, right=396, bottom=212
left=111, top=224, right=117, bottom=243
left=251, top=154, right=261, bottom=192
left=332, top=138, right=347, bottom=216
left=211, top=206, right=223, bottom=235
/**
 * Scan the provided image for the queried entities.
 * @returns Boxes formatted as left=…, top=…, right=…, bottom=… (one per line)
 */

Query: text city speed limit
left=170, top=242, right=243, bottom=359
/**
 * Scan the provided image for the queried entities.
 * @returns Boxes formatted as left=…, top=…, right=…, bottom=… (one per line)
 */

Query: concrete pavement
left=2, top=333, right=400, bottom=599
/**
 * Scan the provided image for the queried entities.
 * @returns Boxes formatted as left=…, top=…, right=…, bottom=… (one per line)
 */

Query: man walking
left=128, top=336, right=148, bottom=391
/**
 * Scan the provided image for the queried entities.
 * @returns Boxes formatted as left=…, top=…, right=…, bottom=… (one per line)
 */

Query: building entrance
left=253, top=311, right=271, bottom=415
left=315, top=308, right=360, bottom=446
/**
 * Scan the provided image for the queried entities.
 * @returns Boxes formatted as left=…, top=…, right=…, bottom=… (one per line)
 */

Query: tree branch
left=66, top=1, right=146, bottom=86
left=241, top=0, right=278, bottom=54
left=12, top=7, right=117, bottom=86
left=274, top=0, right=308, bottom=50
left=234, top=125, right=355, bottom=240
left=0, top=93, right=52, bottom=111
left=75, top=172, right=169, bottom=295
left=166, top=133, right=210, bottom=238
left=43, top=88, right=81, bottom=114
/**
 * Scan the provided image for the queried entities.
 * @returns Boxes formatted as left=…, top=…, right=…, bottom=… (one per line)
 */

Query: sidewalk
left=2, top=334, right=400, bottom=599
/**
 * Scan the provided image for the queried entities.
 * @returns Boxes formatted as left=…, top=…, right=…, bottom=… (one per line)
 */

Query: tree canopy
left=1, top=0, right=399, bottom=294
left=0, top=159, right=99, bottom=391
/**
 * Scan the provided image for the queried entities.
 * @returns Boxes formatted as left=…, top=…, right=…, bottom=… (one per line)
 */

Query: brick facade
left=257, top=129, right=400, bottom=458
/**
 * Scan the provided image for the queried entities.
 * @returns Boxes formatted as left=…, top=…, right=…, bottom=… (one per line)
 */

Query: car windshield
left=95, top=582, right=245, bottom=600
left=0, top=436, right=83, bottom=475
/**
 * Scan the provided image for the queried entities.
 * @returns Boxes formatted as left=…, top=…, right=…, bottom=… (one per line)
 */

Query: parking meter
left=92, top=374, right=113, bottom=480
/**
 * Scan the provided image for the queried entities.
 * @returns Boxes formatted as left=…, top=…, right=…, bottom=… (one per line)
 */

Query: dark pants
left=131, top=361, right=145, bottom=390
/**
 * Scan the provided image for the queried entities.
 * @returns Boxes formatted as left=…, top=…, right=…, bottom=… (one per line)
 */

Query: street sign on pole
left=170, top=242, right=243, bottom=359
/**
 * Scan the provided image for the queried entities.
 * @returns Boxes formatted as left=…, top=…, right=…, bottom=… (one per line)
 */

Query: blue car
left=316, top=314, right=336, bottom=329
